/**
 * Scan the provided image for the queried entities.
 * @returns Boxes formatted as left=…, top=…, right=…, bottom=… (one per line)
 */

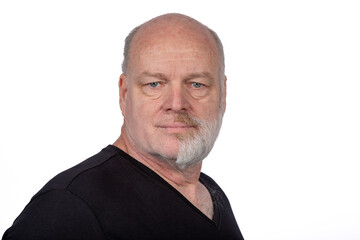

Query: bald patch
left=132, top=14, right=217, bottom=49
left=127, top=14, right=220, bottom=76
left=122, top=13, right=225, bottom=82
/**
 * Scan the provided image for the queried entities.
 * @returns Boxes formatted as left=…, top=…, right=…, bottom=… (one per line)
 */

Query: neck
left=113, top=125, right=202, bottom=187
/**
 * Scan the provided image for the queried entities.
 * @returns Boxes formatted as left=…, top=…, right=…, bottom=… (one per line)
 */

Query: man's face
left=120, top=24, right=225, bottom=168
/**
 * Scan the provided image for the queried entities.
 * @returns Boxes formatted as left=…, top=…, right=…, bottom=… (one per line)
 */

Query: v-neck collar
left=106, top=144, right=221, bottom=230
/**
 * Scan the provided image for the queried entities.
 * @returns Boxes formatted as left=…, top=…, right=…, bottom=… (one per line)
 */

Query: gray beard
left=174, top=111, right=224, bottom=170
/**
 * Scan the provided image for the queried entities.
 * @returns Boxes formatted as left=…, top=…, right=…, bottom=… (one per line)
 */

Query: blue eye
left=192, top=82, right=203, bottom=88
left=149, top=82, right=160, bottom=88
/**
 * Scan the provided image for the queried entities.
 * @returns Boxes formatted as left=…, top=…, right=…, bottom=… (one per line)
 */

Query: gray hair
left=121, top=25, right=141, bottom=74
left=121, top=17, right=225, bottom=77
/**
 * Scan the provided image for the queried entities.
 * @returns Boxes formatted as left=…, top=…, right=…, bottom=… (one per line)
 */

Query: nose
left=162, top=83, right=190, bottom=112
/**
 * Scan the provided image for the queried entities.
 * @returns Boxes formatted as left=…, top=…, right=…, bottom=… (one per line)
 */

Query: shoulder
left=3, top=145, right=127, bottom=240
left=3, top=189, right=106, bottom=240
left=33, top=145, right=118, bottom=198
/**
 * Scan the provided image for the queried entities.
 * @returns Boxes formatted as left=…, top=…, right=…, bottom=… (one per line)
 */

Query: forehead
left=128, top=20, right=220, bottom=73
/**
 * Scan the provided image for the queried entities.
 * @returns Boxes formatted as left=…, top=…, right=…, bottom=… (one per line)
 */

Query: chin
left=157, top=147, right=179, bottom=160
left=157, top=135, right=179, bottom=148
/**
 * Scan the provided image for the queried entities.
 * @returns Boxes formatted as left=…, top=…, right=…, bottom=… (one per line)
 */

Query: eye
left=142, top=81, right=165, bottom=98
left=149, top=82, right=160, bottom=88
left=191, top=82, right=203, bottom=88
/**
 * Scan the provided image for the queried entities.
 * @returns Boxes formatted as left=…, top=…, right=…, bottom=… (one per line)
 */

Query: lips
left=160, top=122, right=194, bottom=128
left=158, top=124, right=196, bottom=134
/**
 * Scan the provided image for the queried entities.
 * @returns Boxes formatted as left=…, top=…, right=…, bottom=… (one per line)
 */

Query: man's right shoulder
left=2, top=146, right=122, bottom=240
left=32, top=145, right=118, bottom=199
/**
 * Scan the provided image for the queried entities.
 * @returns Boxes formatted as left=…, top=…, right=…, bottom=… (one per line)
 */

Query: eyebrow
left=140, top=71, right=214, bottom=81
left=184, top=72, right=214, bottom=81
left=140, top=72, right=168, bottom=81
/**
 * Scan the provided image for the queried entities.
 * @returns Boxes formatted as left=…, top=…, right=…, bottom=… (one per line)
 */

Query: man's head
left=118, top=13, right=226, bottom=170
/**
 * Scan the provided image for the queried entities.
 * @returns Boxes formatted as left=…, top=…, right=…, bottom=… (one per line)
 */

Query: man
left=3, top=13, right=244, bottom=239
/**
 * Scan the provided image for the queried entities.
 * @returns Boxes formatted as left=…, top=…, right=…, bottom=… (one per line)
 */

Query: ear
left=223, top=75, right=227, bottom=113
left=119, top=73, right=128, bottom=116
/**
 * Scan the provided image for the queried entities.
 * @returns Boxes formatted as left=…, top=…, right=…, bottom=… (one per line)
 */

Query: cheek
left=196, top=93, right=222, bottom=119
left=125, top=93, right=158, bottom=131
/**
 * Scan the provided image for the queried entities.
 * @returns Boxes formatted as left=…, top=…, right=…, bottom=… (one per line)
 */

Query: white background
left=1, top=1, right=359, bottom=239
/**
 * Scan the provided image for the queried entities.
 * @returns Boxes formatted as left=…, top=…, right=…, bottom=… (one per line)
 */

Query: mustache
left=157, top=113, right=202, bottom=128
left=174, top=113, right=200, bottom=127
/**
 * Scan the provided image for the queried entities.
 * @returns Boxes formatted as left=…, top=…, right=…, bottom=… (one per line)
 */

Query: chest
left=87, top=180, right=242, bottom=239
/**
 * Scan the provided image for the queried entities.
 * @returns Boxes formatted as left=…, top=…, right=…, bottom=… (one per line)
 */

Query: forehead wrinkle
left=140, top=46, right=214, bottom=58
left=139, top=71, right=214, bottom=83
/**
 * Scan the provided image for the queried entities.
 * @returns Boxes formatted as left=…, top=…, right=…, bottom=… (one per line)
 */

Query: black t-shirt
left=3, top=145, right=244, bottom=240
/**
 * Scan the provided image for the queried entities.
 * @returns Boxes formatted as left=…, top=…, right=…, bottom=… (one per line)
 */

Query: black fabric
left=3, top=145, right=244, bottom=240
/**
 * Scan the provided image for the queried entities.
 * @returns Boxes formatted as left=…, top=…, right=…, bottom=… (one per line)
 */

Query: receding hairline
left=121, top=13, right=225, bottom=76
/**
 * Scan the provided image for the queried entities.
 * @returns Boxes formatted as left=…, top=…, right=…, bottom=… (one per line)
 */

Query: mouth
left=158, top=124, right=196, bottom=134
